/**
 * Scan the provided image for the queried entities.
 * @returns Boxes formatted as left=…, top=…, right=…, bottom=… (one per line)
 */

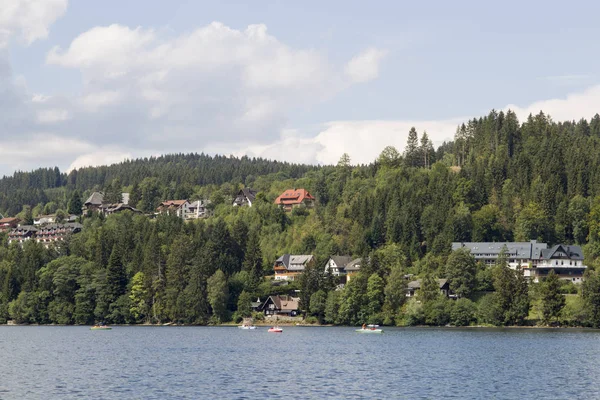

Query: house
left=259, top=295, right=300, bottom=316
left=273, top=254, right=314, bottom=281
left=251, top=298, right=263, bottom=312
left=103, top=203, right=143, bottom=215
left=406, top=279, right=451, bottom=298
left=8, top=225, right=37, bottom=245
left=35, top=223, right=83, bottom=247
left=344, top=258, right=362, bottom=282
left=34, top=214, right=78, bottom=225
left=324, top=256, right=354, bottom=276
left=274, top=189, right=315, bottom=212
left=83, top=192, right=105, bottom=213
left=233, top=188, right=258, bottom=207
left=186, top=200, right=210, bottom=219
left=452, top=241, right=588, bottom=282
left=0, top=217, right=20, bottom=232
left=535, top=244, right=587, bottom=283
left=157, top=200, right=210, bottom=220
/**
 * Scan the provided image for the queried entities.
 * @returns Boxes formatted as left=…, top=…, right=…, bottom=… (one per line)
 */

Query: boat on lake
left=238, top=317, right=257, bottom=330
left=90, top=325, right=112, bottom=330
left=356, top=324, right=383, bottom=334
left=268, top=327, right=283, bottom=333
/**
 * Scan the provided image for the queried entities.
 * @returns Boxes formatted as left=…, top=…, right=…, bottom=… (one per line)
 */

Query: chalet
left=8, top=225, right=37, bottom=245
left=274, top=189, right=315, bottom=212
left=534, top=244, right=586, bottom=283
left=406, top=279, right=452, bottom=298
left=233, top=188, right=257, bottom=207
left=452, top=241, right=588, bottom=282
left=0, top=217, right=20, bottom=232
left=324, top=256, right=354, bottom=276
left=273, top=254, right=314, bottom=281
left=259, top=295, right=300, bottom=316
left=83, top=192, right=105, bottom=213
left=157, top=200, right=190, bottom=217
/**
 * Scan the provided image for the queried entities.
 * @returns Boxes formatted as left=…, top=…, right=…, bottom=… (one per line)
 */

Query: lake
left=0, top=326, right=599, bottom=399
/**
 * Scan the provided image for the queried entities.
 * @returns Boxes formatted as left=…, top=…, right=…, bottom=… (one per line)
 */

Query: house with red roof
left=0, top=217, right=20, bottom=232
left=274, top=189, right=315, bottom=212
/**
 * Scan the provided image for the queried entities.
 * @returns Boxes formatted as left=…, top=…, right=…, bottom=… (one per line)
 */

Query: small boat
left=239, top=317, right=256, bottom=330
left=90, top=325, right=112, bottom=330
left=268, top=327, right=283, bottom=333
left=238, top=325, right=257, bottom=330
left=356, top=324, right=383, bottom=334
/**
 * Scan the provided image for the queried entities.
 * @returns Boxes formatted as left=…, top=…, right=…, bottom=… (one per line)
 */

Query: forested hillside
left=3, top=109, right=600, bottom=327
left=0, top=153, right=316, bottom=216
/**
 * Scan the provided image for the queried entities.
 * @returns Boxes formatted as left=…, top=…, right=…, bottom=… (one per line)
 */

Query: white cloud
left=0, top=0, right=67, bottom=47
left=507, top=84, right=600, bottom=123
left=67, top=148, right=132, bottom=172
left=344, top=48, right=388, bottom=83
left=36, top=108, right=70, bottom=123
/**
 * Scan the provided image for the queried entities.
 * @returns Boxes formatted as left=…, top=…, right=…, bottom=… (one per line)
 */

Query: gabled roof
left=329, top=256, right=354, bottom=269
left=344, top=258, right=362, bottom=272
left=407, top=279, right=448, bottom=290
left=275, top=254, right=314, bottom=271
left=0, top=217, right=19, bottom=224
left=541, top=244, right=584, bottom=261
left=84, top=192, right=104, bottom=206
left=274, top=189, right=315, bottom=205
left=240, top=188, right=257, bottom=201
left=260, top=295, right=299, bottom=312
left=157, top=200, right=189, bottom=210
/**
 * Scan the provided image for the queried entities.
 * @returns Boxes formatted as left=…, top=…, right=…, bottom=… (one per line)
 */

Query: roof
left=452, top=241, right=547, bottom=260
left=105, top=204, right=142, bottom=213
left=408, top=279, right=448, bottom=290
left=237, top=188, right=257, bottom=203
left=159, top=200, right=188, bottom=208
left=344, top=258, right=362, bottom=272
left=84, top=192, right=104, bottom=206
left=274, top=189, right=315, bottom=205
left=262, top=295, right=300, bottom=312
left=541, top=244, right=584, bottom=261
left=329, top=256, right=354, bottom=269
left=38, top=223, right=83, bottom=231
left=275, top=254, right=313, bottom=271
left=0, top=217, right=19, bottom=224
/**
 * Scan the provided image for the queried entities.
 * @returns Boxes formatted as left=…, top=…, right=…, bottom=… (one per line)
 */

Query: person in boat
left=362, top=324, right=366, bottom=330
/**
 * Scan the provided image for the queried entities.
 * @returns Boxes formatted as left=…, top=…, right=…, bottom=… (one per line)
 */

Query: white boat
left=356, top=324, right=383, bottom=334
left=238, top=325, right=257, bottom=330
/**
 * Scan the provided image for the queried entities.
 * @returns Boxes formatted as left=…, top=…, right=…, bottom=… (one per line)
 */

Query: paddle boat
left=238, top=325, right=257, bottom=330
left=238, top=317, right=257, bottom=330
left=268, top=326, right=283, bottom=333
left=356, top=324, right=383, bottom=334
left=90, top=325, right=112, bottom=330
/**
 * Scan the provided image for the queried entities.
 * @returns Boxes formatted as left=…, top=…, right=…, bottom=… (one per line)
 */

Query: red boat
left=268, top=327, right=283, bottom=333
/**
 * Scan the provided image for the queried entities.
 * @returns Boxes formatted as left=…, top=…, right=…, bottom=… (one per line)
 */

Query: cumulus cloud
left=507, top=85, right=600, bottom=123
left=0, top=0, right=67, bottom=47
left=344, top=48, right=388, bottom=83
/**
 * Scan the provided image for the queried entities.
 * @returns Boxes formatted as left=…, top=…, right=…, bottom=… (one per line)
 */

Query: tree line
left=2, top=109, right=600, bottom=326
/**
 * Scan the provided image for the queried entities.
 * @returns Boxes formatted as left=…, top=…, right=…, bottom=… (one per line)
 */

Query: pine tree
left=540, top=269, right=565, bottom=324
left=67, top=190, right=83, bottom=215
left=404, top=127, right=419, bottom=167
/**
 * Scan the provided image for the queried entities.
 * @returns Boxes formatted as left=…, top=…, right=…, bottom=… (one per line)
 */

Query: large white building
left=452, top=241, right=587, bottom=283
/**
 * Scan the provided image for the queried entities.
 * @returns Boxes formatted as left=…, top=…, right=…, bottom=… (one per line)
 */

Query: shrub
left=424, top=298, right=451, bottom=326
left=303, top=316, right=319, bottom=324
left=402, top=298, right=424, bottom=326
left=450, top=298, right=476, bottom=326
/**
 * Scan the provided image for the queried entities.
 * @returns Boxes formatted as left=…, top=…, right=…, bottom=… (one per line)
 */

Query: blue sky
left=1, top=0, right=599, bottom=174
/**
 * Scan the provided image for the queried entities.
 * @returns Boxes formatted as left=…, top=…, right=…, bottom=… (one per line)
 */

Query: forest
left=3, top=109, right=600, bottom=327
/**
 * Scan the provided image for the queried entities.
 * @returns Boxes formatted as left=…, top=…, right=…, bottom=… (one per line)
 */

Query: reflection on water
left=0, top=326, right=599, bottom=399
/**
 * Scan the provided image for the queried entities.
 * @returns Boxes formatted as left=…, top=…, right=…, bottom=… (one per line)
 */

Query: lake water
left=0, top=326, right=599, bottom=399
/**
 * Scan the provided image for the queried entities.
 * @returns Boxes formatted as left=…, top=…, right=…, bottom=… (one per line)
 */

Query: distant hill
left=0, top=153, right=319, bottom=215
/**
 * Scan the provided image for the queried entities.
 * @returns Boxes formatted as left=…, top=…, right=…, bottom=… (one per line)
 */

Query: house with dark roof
left=535, top=244, right=586, bottom=283
left=35, top=223, right=83, bottom=247
left=259, top=295, right=300, bottom=316
left=103, top=204, right=143, bottom=215
left=233, top=188, right=258, bottom=207
left=83, top=192, right=105, bottom=213
left=274, top=189, right=315, bottom=212
left=452, top=241, right=588, bottom=282
left=324, top=256, right=362, bottom=285
left=157, top=200, right=210, bottom=220
left=406, top=279, right=452, bottom=298
left=8, top=225, right=37, bottom=245
left=273, top=254, right=314, bottom=281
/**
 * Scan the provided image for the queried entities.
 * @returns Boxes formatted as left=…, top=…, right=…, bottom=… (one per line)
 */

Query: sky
left=1, top=0, right=600, bottom=175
